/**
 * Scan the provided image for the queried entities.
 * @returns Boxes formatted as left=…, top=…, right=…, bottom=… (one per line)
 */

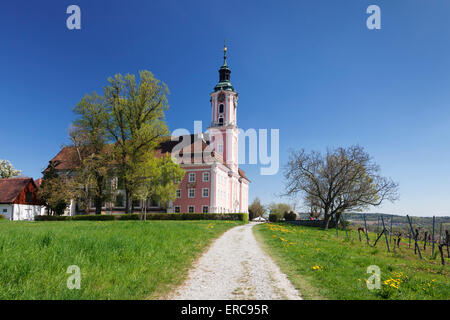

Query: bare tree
left=283, top=145, right=399, bottom=230
left=248, top=197, right=266, bottom=220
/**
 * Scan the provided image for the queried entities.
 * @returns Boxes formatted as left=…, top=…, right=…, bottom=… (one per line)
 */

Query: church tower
left=209, top=43, right=239, bottom=172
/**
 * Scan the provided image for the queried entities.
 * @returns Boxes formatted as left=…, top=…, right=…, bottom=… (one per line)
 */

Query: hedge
left=34, top=213, right=249, bottom=222
left=72, top=215, right=115, bottom=221
left=34, top=215, right=71, bottom=221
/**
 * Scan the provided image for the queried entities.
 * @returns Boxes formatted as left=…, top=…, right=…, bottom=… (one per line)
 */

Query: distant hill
left=343, top=212, right=450, bottom=233
left=295, top=212, right=450, bottom=233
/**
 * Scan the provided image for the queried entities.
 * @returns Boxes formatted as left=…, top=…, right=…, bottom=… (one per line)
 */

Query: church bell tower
left=209, top=42, right=239, bottom=172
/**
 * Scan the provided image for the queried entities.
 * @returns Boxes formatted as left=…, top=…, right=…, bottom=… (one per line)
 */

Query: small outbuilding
left=0, top=178, right=42, bottom=220
left=252, top=216, right=267, bottom=222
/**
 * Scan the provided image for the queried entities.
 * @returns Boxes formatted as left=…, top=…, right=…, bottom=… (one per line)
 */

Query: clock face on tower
left=218, top=93, right=225, bottom=102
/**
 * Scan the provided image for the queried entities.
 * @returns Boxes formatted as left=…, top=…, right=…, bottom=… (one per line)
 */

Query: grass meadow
left=0, top=220, right=242, bottom=299
left=254, top=223, right=449, bottom=300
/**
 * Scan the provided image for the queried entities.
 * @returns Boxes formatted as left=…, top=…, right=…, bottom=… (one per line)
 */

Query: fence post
left=409, top=221, right=411, bottom=248
left=407, top=215, right=422, bottom=259
left=363, top=213, right=370, bottom=244
left=432, top=216, right=435, bottom=256
left=446, top=230, right=450, bottom=258
left=439, top=222, right=443, bottom=244
left=335, top=214, right=338, bottom=237
left=342, top=213, right=349, bottom=240
left=381, top=215, right=390, bottom=252
left=390, top=215, right=393, bottom=245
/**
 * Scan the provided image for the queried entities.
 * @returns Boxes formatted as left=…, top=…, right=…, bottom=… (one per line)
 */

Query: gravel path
left=170, top=222, right=302, bottom=300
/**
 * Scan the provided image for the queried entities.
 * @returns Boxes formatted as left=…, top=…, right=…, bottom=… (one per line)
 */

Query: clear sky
left=1, top=1, right=449, bottom=216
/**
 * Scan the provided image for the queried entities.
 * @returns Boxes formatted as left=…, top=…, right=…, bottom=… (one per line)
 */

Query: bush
left=72, top=215, right=115, bottom=221
left=116, top=214, right=142, bottom=221
left=284, top=211, right=297, bottom=221
left=0, top=214, right=6, bottom=220
left=34, top=215, right=71, bottom=221
left=33, top=213, right=249, bottom=222
left=268, top=213, right=279, bottom=222
left=135, top=213, right=247, bottom=221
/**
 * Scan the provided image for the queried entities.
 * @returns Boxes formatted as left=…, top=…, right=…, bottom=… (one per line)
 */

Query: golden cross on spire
left=223, top=39, right=228, bottom=65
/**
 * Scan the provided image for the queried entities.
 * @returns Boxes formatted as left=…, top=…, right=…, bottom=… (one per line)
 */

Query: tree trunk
left=129, top=191, right=134, bottom=213
left=125, top=189, right=130, bottom=214
left=95, top=175, right=104, bottom=215
left=83, top=185, right=89, bottom=214
left=323, top=213, right=331, bottom=230
left=94, top=196, right=102, bottom=215
left=335, top=212, right=342, bottom=225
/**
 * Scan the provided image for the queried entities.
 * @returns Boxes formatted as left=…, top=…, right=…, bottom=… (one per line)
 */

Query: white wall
left=0, top=204, right=12, bottom=220
left=40, top=206, right=48, bottom=215
left=65, top=200, right=76, bottom=216
left=240, top=182, right=249, bottom=213
left=12, top=204, right=41, bottom=221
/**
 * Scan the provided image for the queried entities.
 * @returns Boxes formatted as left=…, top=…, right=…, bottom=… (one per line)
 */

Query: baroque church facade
left=45, top=45, right=249, bottom=214
left=170, top=45, right=249, bottom=213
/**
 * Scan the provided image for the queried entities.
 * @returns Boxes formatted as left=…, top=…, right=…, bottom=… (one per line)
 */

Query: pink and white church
left=45, top=45, right=249, bottom=215
left=167, top=45, right=250, bottom=214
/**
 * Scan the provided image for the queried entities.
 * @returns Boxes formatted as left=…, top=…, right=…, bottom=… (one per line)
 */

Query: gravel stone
left=170, top=222, right=302, bottom=300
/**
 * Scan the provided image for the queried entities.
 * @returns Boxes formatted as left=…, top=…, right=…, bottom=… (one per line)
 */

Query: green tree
left=267, top=202, right=292, bottom=220
left=134, top=154, right=185, bottom=219
left=38, top=166, right=75, bottom=216
left=70, top=92, right=111, bottom=214
left=0, top=160, right=21, bottom=178
left=104, top=70, right=170, bottom=213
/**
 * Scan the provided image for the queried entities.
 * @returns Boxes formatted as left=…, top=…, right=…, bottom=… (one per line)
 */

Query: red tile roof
left=238, top=168, right=250, bottom=182
left=45, top=135, right=213, bottom=171
left=44, top=135, right=250, bottom=182
left=0, top=178, right=35, bottom=204
left=44, top=146, right=81, bottom=172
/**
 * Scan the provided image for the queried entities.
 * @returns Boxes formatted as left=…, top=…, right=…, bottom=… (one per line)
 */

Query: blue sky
left=1, top=1, right=449, bottom=216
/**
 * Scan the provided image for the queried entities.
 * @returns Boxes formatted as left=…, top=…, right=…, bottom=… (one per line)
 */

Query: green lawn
left=0, top=220, right=241, bottom=299
left=254, top=223, right=449, bottom=300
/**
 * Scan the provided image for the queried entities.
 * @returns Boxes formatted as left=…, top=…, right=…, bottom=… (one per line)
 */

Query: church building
left=170, top=44, right=249, bottom=213
left=44, top=45, right=249, bottom=214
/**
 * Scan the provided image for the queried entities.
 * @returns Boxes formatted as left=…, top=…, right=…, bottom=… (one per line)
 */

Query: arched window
left=218, top=117, right=224, bottom=125
left=219, top=104, right=224, bottom=114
